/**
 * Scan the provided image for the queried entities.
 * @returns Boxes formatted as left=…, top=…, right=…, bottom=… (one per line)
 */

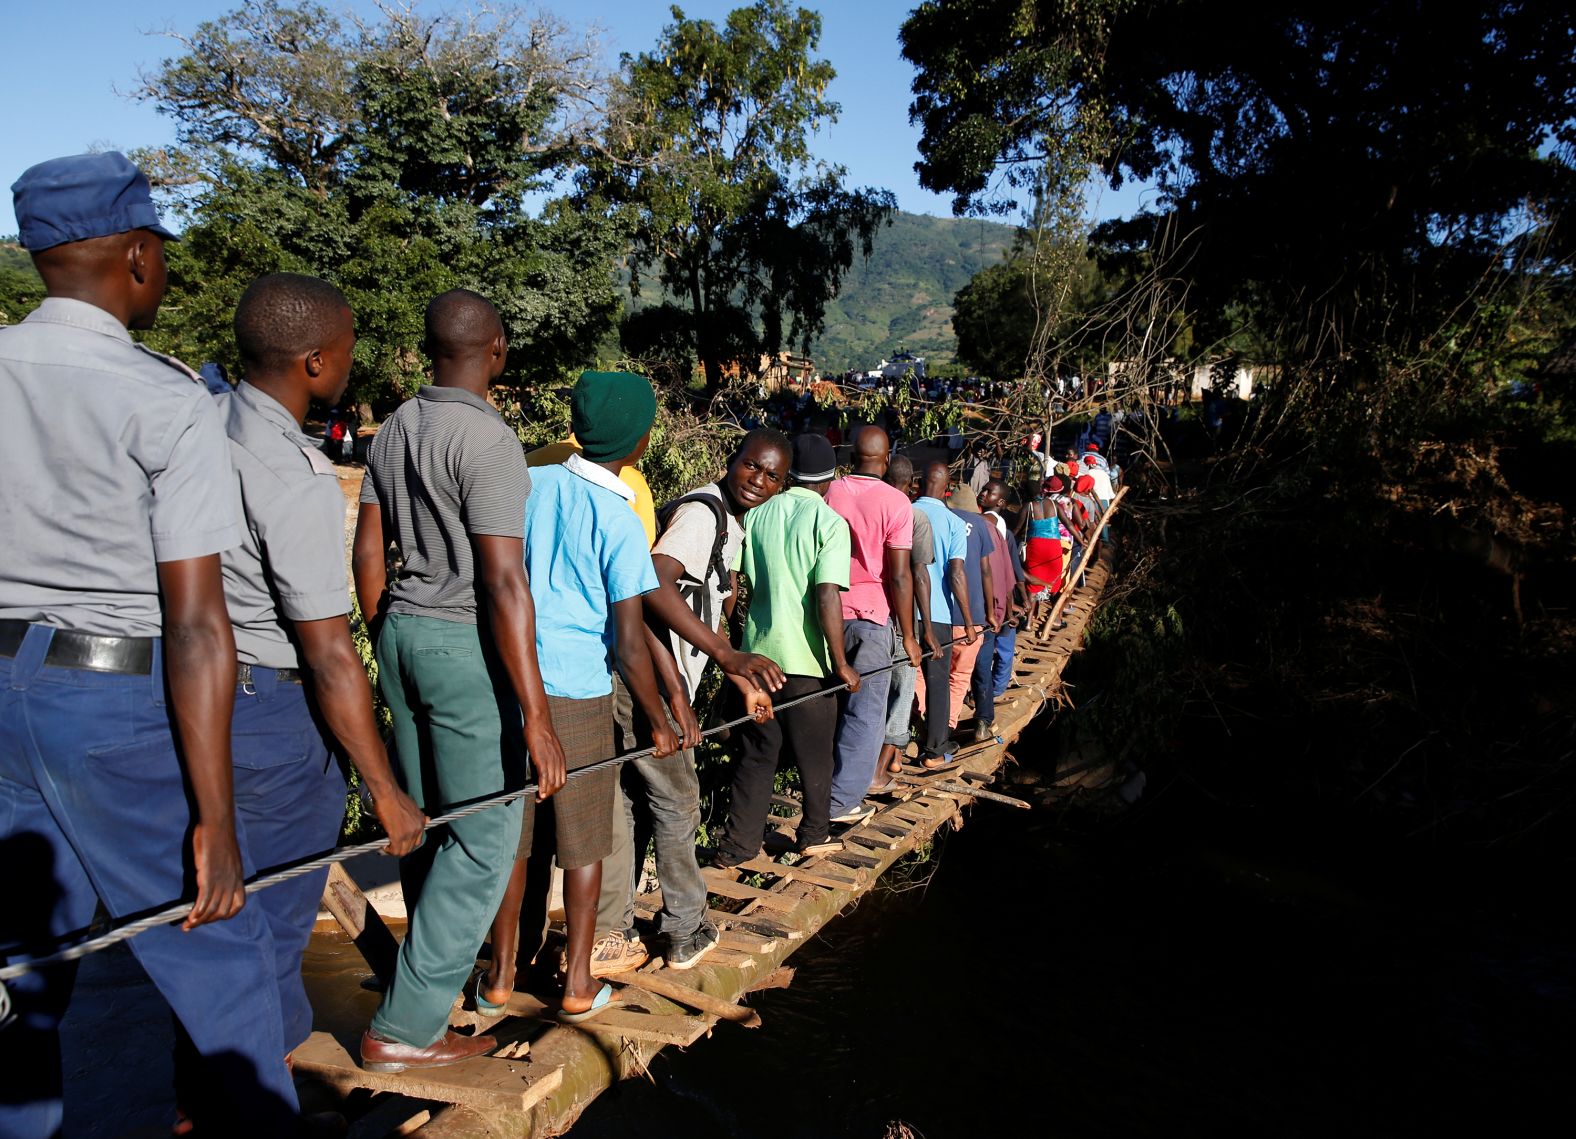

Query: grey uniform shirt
left=221, top=382, right=352, bottom=668
left=0, top=298, right=243, bottom=638
left=650, top=482, right=744, bottom=702
left=360, top=385, right=530, bottom=624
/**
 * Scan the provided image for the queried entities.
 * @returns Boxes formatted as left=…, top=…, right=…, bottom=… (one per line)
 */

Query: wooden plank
left=612, top=971, right=762, bottom=1027
left=699, top=867, right=801, bottom=912
left=345, top=1094, right=436, bottom=1139
left=718, top=928, right=775, bottom=955
left=826, top=849, right=880, bottom=871
left=844, top=829, right=901, bottom=852
left=291, top=1029, right=562, bottom=1113
left=738, top=856, right=861, bottom=890
left=571, top=1008, right=711, bottom=1047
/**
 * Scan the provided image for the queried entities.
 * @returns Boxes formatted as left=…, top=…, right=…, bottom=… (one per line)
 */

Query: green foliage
left=134, top=3, right=622, bottom=404
left=905, top=0, right=1576, bottom=451
left=584, top=0, right=896, bottom=392
left=0, top=243, right=43, bottom=326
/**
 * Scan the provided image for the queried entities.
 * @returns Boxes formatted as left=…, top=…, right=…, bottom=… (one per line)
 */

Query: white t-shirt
left=651, top=482, right=744, bottom=701
left=1085, top=465, right=1115, bottom=502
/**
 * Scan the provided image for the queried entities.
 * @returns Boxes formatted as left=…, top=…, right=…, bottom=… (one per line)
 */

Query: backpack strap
left=655, top=488, right=732, bottom=592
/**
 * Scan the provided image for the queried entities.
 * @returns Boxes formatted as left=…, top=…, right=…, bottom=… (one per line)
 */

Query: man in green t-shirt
left=715, top=434, right=860, bottom=866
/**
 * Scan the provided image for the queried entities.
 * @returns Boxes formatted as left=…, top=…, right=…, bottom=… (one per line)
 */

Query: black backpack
left=655, top=486, right=732, bottom=597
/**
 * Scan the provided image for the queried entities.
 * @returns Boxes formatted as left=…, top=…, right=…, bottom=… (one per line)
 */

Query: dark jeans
left=719, top=674, right=837, bottom=860
left=919, top=652, right=952, bottom=761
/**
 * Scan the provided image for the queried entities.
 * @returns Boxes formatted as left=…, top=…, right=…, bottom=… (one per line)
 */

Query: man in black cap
left=715, top=434, right=860, bottom=867
left=0, top=152, right=298, bottom=1135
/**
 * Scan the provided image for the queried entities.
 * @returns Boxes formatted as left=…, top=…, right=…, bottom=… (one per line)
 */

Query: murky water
left=570, top=797, right=1576, bottom=1138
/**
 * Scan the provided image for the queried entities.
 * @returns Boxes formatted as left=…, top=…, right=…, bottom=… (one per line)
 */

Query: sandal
left=558, top=981, right=616, bottom=1024
left=471, top=970, right=509, bottom=1019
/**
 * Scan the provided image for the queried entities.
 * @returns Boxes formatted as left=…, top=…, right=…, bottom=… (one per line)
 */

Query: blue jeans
left=0, top=625, right=296, bottom=1138
left=971, top=628, right=997, bottom=727
left=884, top=618, right=918, bottom=749
left=829, top=619, right=895, bottom=818
left=991, top=625, right=1018, bottom=699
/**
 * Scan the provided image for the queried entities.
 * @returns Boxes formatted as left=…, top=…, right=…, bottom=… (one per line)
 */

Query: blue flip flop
left=472, top=972, right=508, bottom=1019
left=557, top=982, right=615, bottom=1024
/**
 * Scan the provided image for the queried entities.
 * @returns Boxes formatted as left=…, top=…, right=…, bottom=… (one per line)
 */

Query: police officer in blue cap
left=0, top=153, right=299, bottom=1135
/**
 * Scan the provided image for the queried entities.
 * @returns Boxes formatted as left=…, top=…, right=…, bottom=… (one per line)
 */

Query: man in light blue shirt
left=910, top=461, right=978, bottom=769
left=477, top=371, right=679, bottom=1027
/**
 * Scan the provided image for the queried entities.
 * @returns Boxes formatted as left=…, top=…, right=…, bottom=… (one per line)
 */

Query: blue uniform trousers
left=972, top=628, right=997, bottom=728
left=230, top=668, right=346, bottom=1050
left=0, top=625, right=297, bottom=1138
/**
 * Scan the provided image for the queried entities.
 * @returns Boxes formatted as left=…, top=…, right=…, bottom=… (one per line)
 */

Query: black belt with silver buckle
left=0, top=619, right=155, bottom=675
left=236, top=662, right=305, bottom=686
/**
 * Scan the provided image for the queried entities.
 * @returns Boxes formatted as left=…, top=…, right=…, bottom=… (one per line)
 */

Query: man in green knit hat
left=476, top=370, right=683, bottom=1023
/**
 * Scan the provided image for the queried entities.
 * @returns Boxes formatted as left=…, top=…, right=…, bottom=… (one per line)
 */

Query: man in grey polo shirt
left=0, top=152, right=296, bottom=1137
left=352, top=288, right=567, bottom=1072
left=211, top=273, right=427, bottom=1081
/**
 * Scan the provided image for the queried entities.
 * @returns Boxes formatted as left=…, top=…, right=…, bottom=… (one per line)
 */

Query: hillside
left=809, top=210, right=1016, bottom=371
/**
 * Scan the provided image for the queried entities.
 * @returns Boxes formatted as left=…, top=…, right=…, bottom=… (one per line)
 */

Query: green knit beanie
left=571, top=371, right=657, bottom=462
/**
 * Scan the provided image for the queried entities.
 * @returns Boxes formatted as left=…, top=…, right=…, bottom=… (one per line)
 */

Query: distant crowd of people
left=0, top=152, right=1120, bottom=1136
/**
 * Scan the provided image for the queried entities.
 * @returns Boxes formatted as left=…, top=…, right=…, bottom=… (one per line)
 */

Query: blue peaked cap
left=11, top=152, right=178, bottom=252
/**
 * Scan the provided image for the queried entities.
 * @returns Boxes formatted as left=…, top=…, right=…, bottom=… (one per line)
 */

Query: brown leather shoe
left=359, top=1028, right=497, bottom=1073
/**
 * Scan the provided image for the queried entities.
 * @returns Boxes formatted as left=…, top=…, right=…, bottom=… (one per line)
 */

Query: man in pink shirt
left=824, top=426, right=918, bottom=823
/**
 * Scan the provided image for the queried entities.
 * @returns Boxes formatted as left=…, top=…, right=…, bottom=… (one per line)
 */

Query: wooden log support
left=613, top=971, right=762, bottom=1028
left=320, top=862, right=400, bottom=985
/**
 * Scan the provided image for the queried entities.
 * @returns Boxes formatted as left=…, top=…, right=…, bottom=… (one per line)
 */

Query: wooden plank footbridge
left=295, top=490, right=1127, bottom=1138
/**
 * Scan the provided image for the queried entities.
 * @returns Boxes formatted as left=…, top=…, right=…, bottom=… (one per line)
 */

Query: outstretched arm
left=646, top=554, right=785, bottom=692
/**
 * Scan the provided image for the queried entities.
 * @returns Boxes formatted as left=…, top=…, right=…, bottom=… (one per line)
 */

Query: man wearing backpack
left=597, top=429, right=793, bottom=969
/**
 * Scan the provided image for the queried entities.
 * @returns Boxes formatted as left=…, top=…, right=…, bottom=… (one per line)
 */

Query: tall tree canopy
left=132, top=1, right=621, bottom=404
left=583, top=0, right=895, bottom=394
left=903, top=0, right=1576, bottom=398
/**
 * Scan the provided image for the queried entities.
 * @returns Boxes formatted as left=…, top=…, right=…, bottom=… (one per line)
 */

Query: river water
left=570, top=789, right=1576, bottom=1138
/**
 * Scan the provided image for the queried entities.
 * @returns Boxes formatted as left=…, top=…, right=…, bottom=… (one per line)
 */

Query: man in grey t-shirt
left=595, top=429, right=792, bottom=972
left=353, top=290, right=567, bottom=1073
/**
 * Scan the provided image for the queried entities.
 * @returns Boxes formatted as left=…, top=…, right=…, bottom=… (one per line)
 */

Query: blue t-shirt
left=948, top=508, right=990, bottom=627
left=524, top=463, right=659, bottom=699
left=912, top=496, right=967, bottom=628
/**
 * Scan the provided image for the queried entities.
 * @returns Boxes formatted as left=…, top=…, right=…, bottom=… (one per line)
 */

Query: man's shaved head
left=885, top=454, right=913, bottom=489
left=922, top=461, right=951, bottom=498
left=852, top=425, right=890, bottom=466
left=235, top=273, right=351, bottom=372
left=424, top=289, right=503, bottom=359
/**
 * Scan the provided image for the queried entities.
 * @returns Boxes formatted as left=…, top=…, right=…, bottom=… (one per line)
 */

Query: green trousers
left=369, top=612, right=526, bottom=1047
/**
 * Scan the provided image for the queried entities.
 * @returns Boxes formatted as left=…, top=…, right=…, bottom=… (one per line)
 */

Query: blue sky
left=1, top=0, right=1154, bottom=235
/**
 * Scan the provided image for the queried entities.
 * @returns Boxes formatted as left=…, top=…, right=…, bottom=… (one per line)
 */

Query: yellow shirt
left=525, top=438, right=657, bottom=548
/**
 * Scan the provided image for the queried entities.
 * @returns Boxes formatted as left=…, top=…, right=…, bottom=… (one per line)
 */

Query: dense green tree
left=134, top=2, right=621, bottom=405
left=583, top=1, right=895, bottom=394
left=902, top=0, right=1576, bottom=406
left=0, top=243, right=44, bottom=327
